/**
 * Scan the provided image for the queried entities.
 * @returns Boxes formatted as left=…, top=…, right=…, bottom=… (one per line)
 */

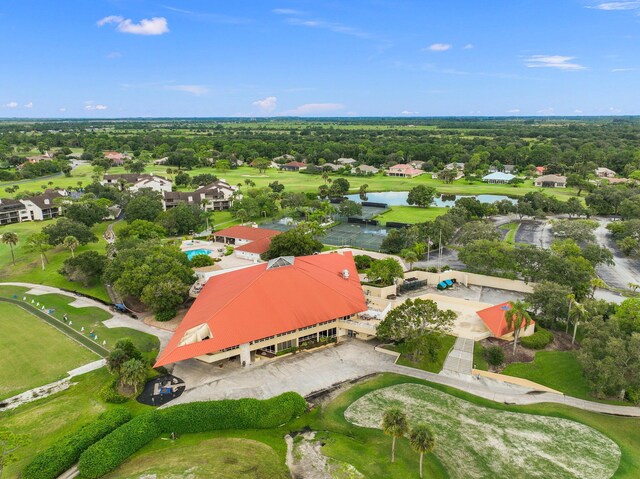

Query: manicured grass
left=103, top=434, right=290, bottom=479
left=0, top=164, right=94, bottom=195
left=473, top=341, right=488, bottom=371
left=103, top=165, right=580, bottom=199
left=295, top=373, right=640, bottom=479
left=0, top=219, right=110, bottom=301
left=345, top=382, right=620, bottom=479
left=384, top=334, right=456, bottom=373
left=0, top=285, right=159, bottom=356
left=0, top=368, right=153, bottom=479
left=502, top=350, right=595, bottom=401
left=374, top=205, right=447, bottom=225
left=500, top=221, right=520, bottom=243
left=0, top=303, right=98, bottom=400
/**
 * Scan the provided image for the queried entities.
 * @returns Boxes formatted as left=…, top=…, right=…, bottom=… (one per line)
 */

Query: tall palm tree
left=1, top=232, right=18, bottom=266
left=322, top=171, right=329, bottom=184
left=381, top=408, right=408, bottom=463
left=505, top=300, right=533, bottom=355
left=120, top=359, right=147, bottom=394
left=409, top=424, right=436, bottom=479
left=25, top=233, right=51, bottom=270
left=570, top=300, right=587, bottom=345
left=401, top=248, right=418, bottom=270
left=63, top=235, right=79, bottom=258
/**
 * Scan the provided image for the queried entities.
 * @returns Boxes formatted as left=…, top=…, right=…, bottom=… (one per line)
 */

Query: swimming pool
left=184, top=248, right=213, bottom=260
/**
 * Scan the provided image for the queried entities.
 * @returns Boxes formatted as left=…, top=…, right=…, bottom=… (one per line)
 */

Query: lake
left=345, top=191, right=516, bottom=207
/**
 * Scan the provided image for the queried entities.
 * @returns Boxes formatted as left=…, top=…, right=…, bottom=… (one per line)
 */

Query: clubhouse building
left=155, top=252, right=368, bottom=367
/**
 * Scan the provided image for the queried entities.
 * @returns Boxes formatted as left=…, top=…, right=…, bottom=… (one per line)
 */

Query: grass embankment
left=0, top=219, right=111, bottom=301
left=0, top=302, right=98, bottom=401
left=0, top=285, right=159, bottom=358
left=383, top=335, right=456, bottom=373
left=374, top=206, right=447, bottom=225
left=499, top=221, right=520, bottom=243
left=473, top=341, right=488, bottom=370
left=103, top=434, right=290, bottom=479
left=296, top=373, right=640, bottom=479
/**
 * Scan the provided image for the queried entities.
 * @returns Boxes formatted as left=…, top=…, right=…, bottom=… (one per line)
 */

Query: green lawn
left=104, top=433, right=290, bottom=479
left=0, top=368, right=153, bottom=479
left=502, top=351, right=598, bottom=401
left=99, top=165, right=580, bottom=199
left=0, top=285, right=159, bottom=356
left=500, top=221, right=520, bottom=243
left=473, top=341, right=488, bottom=371
left=0, top=220, right=111, bottom=301
left=384, top=334, right=456, bottom=373
left=0, top=164, right=94, bottom=195
left=0, top=303, right=98, bottom=400
left=374, top=206, right=448, bottom=225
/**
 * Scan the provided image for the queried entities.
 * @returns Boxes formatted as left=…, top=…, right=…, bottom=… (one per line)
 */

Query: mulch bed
left=136, top=374, right=186, bottom=406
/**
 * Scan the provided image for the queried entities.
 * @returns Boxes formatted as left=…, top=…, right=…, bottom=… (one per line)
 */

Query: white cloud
left=84, top=101, right=108, bottom=111
left=537, top=107, right=555, bottom=115
left=609, top=106, right=622, bottom=113
left=463, top=43, right=474, bottom=49
left=107, top=51, right=122, bottom=59
left=5, top=101, right=18, bottom=108
left=612, top=67, right=638, bottom=72
left=286, top=17, right=370, bottom=39
left=524, top=55, right=586, bottom=70
left=164, top=84, right=210, bottom=95
left=426, top=43, right=452, bottom=52
left=272, top=8, right=303, bottom=15
left=286, top=103, right=344, bottom=115
left=253, top=96, right=278, bottom=113
left=59, top=108, right=67, bottom=112
left=588, top=1, right=640, bottom=10
left=24, top=101, right=33, bottom=108
left=97, top=15, right=169, bottom=35
left=574, top=109, right=583, bottom=114
left=401, top=110, right=419, bottom=115
left=507, top=108, right=521, bottom=113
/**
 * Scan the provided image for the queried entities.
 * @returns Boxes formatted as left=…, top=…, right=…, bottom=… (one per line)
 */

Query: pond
left=345, top=191, right=516, bottom=207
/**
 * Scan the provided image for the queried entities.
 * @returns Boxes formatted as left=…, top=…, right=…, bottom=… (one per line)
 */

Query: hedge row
left=78, top=392, right=307, bottom=478
left=22, top=408, right=132, bottom=479
left=521, top=327, right=554, bottom=349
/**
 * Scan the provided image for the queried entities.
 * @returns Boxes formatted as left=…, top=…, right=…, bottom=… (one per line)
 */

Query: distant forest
left=1, top=117, right=639, bottom=175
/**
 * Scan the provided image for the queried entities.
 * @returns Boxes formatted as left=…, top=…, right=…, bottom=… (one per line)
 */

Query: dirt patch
left=286, top=431, right=364, bottom=479
left=143, top=311, right=185, bottom=331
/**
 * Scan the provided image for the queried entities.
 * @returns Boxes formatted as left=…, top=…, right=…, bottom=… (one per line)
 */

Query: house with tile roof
left=482, top=172, right=516, bottom=184
left=101, top=173, right=172, bottom=193
left=386, top=164, right=423, bottom=178
left=162, top=181, right=237, bottom=211
left=154, top=252, right=367, bottom=367
left=214, top=225, right=282, bottom=261
left=476, top=302, right=535, bottom=339
left=534, top=174, right=567, bottom=188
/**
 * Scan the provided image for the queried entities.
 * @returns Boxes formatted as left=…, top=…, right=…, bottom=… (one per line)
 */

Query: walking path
left=441, top=337, right=474, bottom=375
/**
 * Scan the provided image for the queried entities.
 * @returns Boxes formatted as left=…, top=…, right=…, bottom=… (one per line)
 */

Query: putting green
left=345, top=383, right=620, bottom=479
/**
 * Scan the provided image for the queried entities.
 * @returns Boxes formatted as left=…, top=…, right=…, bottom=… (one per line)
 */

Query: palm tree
left=570, top=300, right=586, bottom=345
left=1, top=232, right=18, bottom=266
left=590, top=277, right=606, bottom=297
left=409, top=424, right=435, bottom=479
left=359, top=183, right=369, bottom=201
left=505, top=300, right=533, bottom=355
left=235, top=208, right=248, bottom=224
left=25, top=233, right=51, bottom=270
left=120, top=358, right=147, bottom=394
left=400, top=248, right=418, bottom=270
left=63, top=235, right=79, bottom=258
left=322, top=171, right=329, bottom=184
left=381, top=408, right=408, bottom=463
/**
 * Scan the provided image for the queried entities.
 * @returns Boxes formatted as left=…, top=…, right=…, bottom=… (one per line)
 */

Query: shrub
left=484, top=345, right=505, bottom=366
left=78, top=392, right=307, bottom=478
left=99, top=379, right=129, bottom=404
left=23, top=409, right=131, bottom=479
left=155, top=309, right=177, bottom=322
left=354, top=254, right=373, bottom=272
left=520, top=327, right=554, bottom=350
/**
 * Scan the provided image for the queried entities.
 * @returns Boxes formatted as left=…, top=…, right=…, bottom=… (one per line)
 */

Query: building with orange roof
left=154, top=252, right=368, bottom=367
left=476, top=302, right=535, bottom=339
left=213, top=225, right=282, bottom=261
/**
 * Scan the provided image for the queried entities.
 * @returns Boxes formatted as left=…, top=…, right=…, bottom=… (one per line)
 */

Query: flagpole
left=427, top=236, right=431, bottom=264
left=438, top=229, right=442, bottom=273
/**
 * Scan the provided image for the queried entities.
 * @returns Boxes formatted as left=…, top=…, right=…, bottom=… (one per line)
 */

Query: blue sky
left=1, top=0, right=640, bottom=117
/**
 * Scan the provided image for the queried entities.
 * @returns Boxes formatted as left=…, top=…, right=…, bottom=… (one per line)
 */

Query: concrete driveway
left=170, top=340, right=395, bottom=404
left=593, top=217, right=640, bottom=291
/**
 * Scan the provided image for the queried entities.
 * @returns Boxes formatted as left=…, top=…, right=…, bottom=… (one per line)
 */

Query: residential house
left=482, top=172, right=516, bottom=184
left=0, top=198, right=30, bottom=225
left=504, top=164, right=516, bottom=174
left=535, top=166, right=546, bottom=176
left=162, top=181, right=237, bottom=211
left=101, top=174, right=172, bottom=193
left=431, top=162, right=465, bottom=180
left=213, top=225, right=282, bottom=262
left=337, top=157, right=357, bottom=166
left=534, top=174, right=567, bottom=188
left=353, top=165, right=379, bottom=175
left=410, top=160, right=425, bottom=169
left=103, top=150, right=131, bottom=166
left=595, top=167, right=617, bottom=178
left=321, top=163, right=342, bottom=172
left=20, top=190, right=65, bottom=220
left=386, top=164, right=424, bottom=178
left=154, top=252, right=366, bottom=367
left=488, top=164, right=515, bottom=174
left=279, top=161, right=307, bottom=172
left=273, top=154, right=296, bottom=163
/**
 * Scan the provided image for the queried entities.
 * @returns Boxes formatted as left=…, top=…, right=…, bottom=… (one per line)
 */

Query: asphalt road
left=593, top=217, right=640, bottom=290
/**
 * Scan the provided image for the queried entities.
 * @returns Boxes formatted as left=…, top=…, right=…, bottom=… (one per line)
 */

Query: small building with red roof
left=476, top=302, right=535, bottom=339
left=386, top=164, right=424, bottom=178
left=279, top=161, right=307, bottom=172
left=154, top=252, right=367, bottom=367
left=213, top=225, right=281, bottom=261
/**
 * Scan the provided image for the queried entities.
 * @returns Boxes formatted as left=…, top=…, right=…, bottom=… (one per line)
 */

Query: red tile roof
left=154, top=252, right=367, bottom=366
left=476, top=302, right=535, bottom=338
left=214, top=226, right=281, bottom=242
left=283, top=161, right=307, bottom=167
left=234, top=236, right=275, bottom=254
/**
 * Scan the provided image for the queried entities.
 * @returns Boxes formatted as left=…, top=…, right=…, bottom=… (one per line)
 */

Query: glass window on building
left=319, top=327, right=337, bottom=338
